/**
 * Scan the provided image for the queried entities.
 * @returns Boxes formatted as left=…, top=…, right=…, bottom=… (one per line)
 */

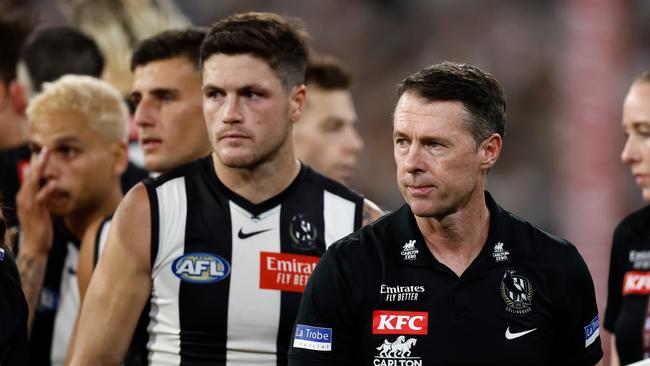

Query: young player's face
left=393, top=92, right=492, bottom=218
left=202, top=54, right=305, bottom=169
left=28, top=109, right=123, bottom=215
left=294, top=86, right=363, bottom=185
left=622, top=82, right=650, bottom=202
left=131, top=56, right=211, bottom=173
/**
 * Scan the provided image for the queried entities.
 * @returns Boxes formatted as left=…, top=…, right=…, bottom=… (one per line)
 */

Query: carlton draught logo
left=260, top=252, right=319, bottom=292
left=623, top=271, right=650, bottom=295
left=172, top=252, right=230, bottom=283
left=372, top=310, right=428, bottom=335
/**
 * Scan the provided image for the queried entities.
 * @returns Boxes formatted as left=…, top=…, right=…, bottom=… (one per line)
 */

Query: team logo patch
left=401, top=240, right=419, bottom=260
left=375, top=336, right=421, bottom=365
left=584, top=315, right=600, bottom=348
left=500, top=269, right=533, bottom=315
left=260, top=252, right=319, bottom=292
left=492, top=241, right=510, bottom=262
left=293, top=324, right=332, bottom=351
left=289, top=214, right=318, bottom=250
left=380, top=284, right=425, bottom=302
left=172, top=252, right=230, bottom=284
left=629, top=250, right=650, bottom=269
left=623, top=271, right=650, bottom=295
left=372, top=310, right=428, bottom=335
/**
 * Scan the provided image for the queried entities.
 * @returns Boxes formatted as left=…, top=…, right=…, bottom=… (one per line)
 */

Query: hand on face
left=16, top=148, right=55, bottom=256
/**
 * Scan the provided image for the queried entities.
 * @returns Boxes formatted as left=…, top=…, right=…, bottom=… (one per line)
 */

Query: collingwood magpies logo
left=289, top=214, right=317, bottom=250
left=500, top=269, right=533, bottom=315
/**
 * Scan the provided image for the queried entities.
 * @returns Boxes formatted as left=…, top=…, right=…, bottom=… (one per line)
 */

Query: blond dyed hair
left=27, top=75, right=128, bottom=142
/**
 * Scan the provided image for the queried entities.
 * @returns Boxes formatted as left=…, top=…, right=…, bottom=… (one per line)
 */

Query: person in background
left=293, top=55, right=363, bottom=186
left=16, top=75, right=128, bottom=365
left=605, top=69, right=650, bottom=366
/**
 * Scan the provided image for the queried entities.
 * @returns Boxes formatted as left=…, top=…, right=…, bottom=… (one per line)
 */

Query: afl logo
left=172, top=252, right=230, bottom=284
left=500, top=269, right=533, bottom=315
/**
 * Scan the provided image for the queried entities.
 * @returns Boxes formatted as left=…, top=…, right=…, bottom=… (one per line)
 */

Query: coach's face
left=393, top=92, right=500, bottom=218
left=622, top=82, right=650, bottom=202
left=202, top=54, right=305, bottom=169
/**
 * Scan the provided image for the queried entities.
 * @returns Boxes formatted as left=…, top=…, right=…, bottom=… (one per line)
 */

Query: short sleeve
left=554, top=244, right=603, bottom=366
left=288, top=246, right=358, bottom=366
left=604, top=221, right=632, bottom=332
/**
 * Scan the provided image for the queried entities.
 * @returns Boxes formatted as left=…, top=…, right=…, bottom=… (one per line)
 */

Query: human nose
left=222, top=95, right=242, bottom=124
left=133, top=96, right=157, bottom=128
left=621, top=135, right=640, bottom=165
left=403, top=143, right=424, bottom=173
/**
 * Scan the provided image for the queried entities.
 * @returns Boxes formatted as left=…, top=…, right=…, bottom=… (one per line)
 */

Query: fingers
left=22, top=148, right=51, bottom=195
left=35, top=180, right=57, bottom=204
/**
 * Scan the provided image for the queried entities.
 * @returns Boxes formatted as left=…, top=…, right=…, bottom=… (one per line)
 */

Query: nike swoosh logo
left=505, top=326, right=537, bottom=340
left=238, top=228, right=271, bottom=239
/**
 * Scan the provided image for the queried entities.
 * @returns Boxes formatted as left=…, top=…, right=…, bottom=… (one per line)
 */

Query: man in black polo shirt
left=289, top=62, right=603, bottom=365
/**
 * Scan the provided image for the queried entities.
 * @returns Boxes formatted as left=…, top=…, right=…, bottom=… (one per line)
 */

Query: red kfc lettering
left=372, top=310, right=428, bottom=335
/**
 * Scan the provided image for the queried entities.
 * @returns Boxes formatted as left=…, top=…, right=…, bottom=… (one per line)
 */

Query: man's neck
left=212, top=143, right=301, bottom=205
left=415, top=189, right=490, bottom=277
left=63, top=185, right=124, bottom=240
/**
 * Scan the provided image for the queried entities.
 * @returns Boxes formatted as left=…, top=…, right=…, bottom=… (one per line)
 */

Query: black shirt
left=289, top=192, right=603, bottom=366
left=0, top=245, right=29, bottom=365
left=604, top=205, right=650, bottom=364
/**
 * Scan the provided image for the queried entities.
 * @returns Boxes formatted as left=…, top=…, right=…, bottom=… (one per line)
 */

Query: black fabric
left=28, top=218, right=79, bottom=365
left=604, top=205, right=650, bottom=365
left=289, top=192, right=603, bottom=366
left=121, top=162, right=149, bottom=194
left=0, top=244, right=29, bottom=366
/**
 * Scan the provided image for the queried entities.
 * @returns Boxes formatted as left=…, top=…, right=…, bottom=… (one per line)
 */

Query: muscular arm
left=70, top=183, right=152, bottom=365
left=362, top=198, right=384, bottom=226
left=15, top=249, right=47, bottom=332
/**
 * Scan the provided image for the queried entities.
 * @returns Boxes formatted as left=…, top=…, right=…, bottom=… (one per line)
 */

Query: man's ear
left=479, top=133, right=502, bottom=170
left=112, top=141, right=129, bottom=176
left=288, top=84, right=307, bottom=124
left=8, top=81, right=28, bottom=115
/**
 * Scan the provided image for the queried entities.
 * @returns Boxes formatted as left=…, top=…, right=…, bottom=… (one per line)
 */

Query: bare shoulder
left=101, top=182, right=151, bottom=267
left=362, top=198, right=385, bottom=226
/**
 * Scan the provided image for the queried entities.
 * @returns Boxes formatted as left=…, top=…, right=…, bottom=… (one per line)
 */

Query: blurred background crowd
left=3, top=0, right=650, bottom=362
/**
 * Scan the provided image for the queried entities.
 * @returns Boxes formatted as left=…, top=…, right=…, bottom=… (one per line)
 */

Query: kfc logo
left=372, top=310, right=428, bottom=335
left=623, top=271, right=650, bottom=295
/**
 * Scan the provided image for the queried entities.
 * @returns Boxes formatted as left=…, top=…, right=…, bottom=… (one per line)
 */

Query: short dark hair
left=305, top=54, right=351, bottom=90
left=0, top=10, right=36, bottom=85
left=397, top=61, right=506, bottom=144
left=131, top=27, right=208, bottom=71
left=22, top=26, right=104, bottom=93
left=201, top=12, right=309, bottom=89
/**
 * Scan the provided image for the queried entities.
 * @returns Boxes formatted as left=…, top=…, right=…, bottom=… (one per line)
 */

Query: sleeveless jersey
left=142, top=156, right=364, bottom=365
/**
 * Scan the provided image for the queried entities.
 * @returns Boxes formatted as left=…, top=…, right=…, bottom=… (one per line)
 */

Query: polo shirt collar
left=395, top=191, right=519, bottom=272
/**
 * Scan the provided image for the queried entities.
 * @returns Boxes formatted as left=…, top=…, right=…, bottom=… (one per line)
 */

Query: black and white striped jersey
left=140, top=156, right=364, bottom=365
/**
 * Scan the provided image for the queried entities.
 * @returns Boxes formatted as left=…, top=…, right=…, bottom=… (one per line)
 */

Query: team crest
left=289, top=214, right=317, bottom=250
left=500, top=269, right=533, bottom=315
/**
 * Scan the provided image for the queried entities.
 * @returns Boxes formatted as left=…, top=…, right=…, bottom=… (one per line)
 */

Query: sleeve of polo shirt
left=288, top=246, right=357, bottom=366
left=603, top=221, right=631, bottom=332
left=554, top=243, right=603, bottom=366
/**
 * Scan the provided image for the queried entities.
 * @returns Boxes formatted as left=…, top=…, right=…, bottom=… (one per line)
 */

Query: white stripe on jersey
left=226, top=202, right=281, bottom=365
left=50, top=241, right=79, bottom=366
left=148, top=177, right=187, bottom=365
left=323, top=190, right=357, bottom=248
left=97, top=220, right=111, bottom=259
